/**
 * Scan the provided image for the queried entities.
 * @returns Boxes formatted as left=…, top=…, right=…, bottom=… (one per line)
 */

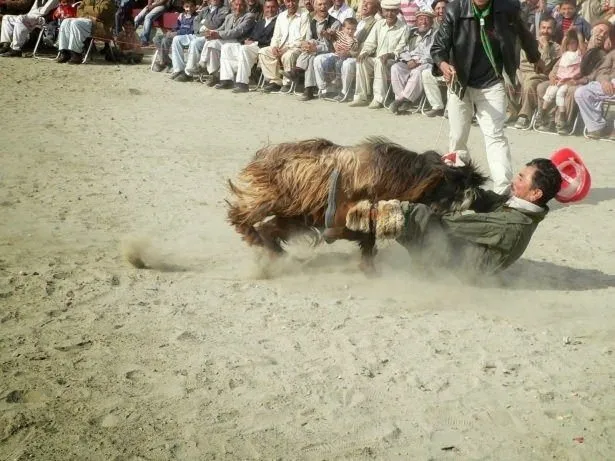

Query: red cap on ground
left=550, top=148, right=591, bottom=203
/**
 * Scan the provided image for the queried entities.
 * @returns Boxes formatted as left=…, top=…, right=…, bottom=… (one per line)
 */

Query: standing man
left=430, top=0, right=544, bottom=194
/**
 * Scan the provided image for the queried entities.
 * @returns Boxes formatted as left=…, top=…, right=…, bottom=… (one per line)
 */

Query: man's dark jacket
left=243, top=16, right=277, bottom=47
left=430, top=0, right=540, bottom=96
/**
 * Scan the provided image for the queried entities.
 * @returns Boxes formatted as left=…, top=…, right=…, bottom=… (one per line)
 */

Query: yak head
left=420, top=155, right=489, bottom=214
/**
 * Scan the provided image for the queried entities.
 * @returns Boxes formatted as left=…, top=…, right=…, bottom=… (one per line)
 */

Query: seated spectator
left=0, top=0, right=58, bottom=57
left=257, top=0, right=311, bottom=93
left=217, top=0, right=279, bottom=92
left=578, top=0, right=611, bottom=25
left=152, top=0, right=197, bottom=72
left=169, top=0, right=229, bottom=80
left=329, top=0, right=355, bottom=22
left=389, top=9, right=435, bottom=114
left=115, top=17, right=143, bottom=62
left=349, top=0, right=407, bottom=109
left=537, top=28, right=584, bottom=131
left=536, top=20, right=611, bottom=131
left=295, top=0, right=341, bottom=100
left=55, top=0, right=116, bottom=64
left=574, top=46, right=615, bottom=139
left=555, top=0, right=591, bottom=43
left=247, top=0, right=263, bottom=18
left=313, top=0, right=380, bottom=101
left=312, top=17, right=358, bottom=97
left=41, top=0, right=76, bottom=44
left=431, top=0, right=445, bottom=29
left=189, top=0, right=256, bottom=85
left=513, top=17, right=560, bottom=128
left=134, top=0, right=170, bottom=46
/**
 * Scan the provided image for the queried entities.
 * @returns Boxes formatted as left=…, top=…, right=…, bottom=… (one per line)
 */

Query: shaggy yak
left=226, top=137, right=488, bottom=273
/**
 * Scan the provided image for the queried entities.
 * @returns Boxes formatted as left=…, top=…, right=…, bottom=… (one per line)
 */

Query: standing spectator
left=349, top=0, right=407, bottom=109
left=0, top=0, right=58, bottom=57
left=400, top=0, right=418, bottom=26
left=217, top=0, right=279, bottom=91
left=248, top=0, right=263, bottom=18
left=114, top=0, right=134, bottom=36
left=134, top=0, right=170, bottom=45
left=555, top=0, right=591, bottom=43
left=152, top=0, right=197, bottom=72
left=513, top=16, right=560, bottom=128
left=430, top=0, right=543, bottom=195
left=574, top=47, right=615, bottom=139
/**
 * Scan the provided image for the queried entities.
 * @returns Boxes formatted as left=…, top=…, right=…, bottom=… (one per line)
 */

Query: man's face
left=512, top=166, right=543, bottom=203
left=334, top=0, right=343, bottom=7
left=560, top=3, right=575, bottom=18
left=247, top=0, right=256, bottom=6
left=472, top=0, right=490, bottom=8
left=342, top=23, right=357, bottom=36
left=382, top=8, right=399, bottom=25
left=361, top=0, right=378, bottom=17
left=285, top=0, right=299, bottom=14
left=315, top=0, right=328, bottom=14
left=232, top=0, right=246, bottom=13
left=264, top=0, right=279, bottom=17
left=539, top=20, right=553, bottom=38
left=210, top=0, right=222, bottom=7
left=591, top=24, right=609, bottom=48
left=434, top=1, right=446, bottom=19
left=416, top=14, right=432, bottom=33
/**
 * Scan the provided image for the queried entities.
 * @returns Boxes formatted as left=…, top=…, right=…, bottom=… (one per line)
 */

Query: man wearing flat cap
left=389, top=9, right=436, bottom=113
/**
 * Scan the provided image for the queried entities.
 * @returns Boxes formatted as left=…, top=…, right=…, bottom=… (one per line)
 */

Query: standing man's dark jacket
left=242, top=15, right=277, bottom=47
left=430, top=0, right=540, bottom=94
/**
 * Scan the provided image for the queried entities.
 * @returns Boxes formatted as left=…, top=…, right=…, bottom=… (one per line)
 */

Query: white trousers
left=197, top=38, right=235, bottom=74
left=219, top=42, right=260, bottom=84
left=354, top=56, right=389, bottom=104
left=170, top=33, right=196, bottom=73
left=421, top=67, right=445, bottom=110
left=390, top=62, right=430, bottom=102
left=57, top=18, right=93, bottom=53
left=313, top=52, right=333, bottom=91
left=447, top=82, right=512, bottom=195
left=1, top=14, right=40, bottom=50
left=543, top=84, right=568, bottom=107
left=340, top=58, right=356, bottom=96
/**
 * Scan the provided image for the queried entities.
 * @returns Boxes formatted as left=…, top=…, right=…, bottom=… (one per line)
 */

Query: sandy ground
left=1, top=55, right=614, bottom=461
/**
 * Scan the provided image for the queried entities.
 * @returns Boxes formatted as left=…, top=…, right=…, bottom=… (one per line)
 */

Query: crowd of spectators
left=1, top=0, right=614, bottom=139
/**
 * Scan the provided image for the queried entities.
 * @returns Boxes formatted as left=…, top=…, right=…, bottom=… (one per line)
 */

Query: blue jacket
left=555, top=14, right=591, bottom=43
left=175, top=12, right=196, bottom=35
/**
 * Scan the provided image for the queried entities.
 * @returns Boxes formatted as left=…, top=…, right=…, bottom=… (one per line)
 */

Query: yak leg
left=254, top=216, right=314, bottom=255
left=357, top=233, right=377, bottom=276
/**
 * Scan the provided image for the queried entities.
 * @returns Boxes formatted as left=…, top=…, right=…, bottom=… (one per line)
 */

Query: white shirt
left=329, top=3, right=355, bottom=23
left=360, top=18, right=409, bottom=58
left=506, top=196, right=545, bottom=213
left=269, top=8, right=311, bottom=48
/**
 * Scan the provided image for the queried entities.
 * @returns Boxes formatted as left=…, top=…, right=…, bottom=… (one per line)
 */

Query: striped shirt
left=334, top=30, right=358, bottom=55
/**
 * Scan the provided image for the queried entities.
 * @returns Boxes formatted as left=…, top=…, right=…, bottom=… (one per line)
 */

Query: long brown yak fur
left=226, top=137, right=487, bottom=249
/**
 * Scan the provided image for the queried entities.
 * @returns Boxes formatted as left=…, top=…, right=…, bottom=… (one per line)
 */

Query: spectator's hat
left=416, top=8, right=435, bottom=17
left=550, top=148, right=591, bottom=203
left=381, top=0, right=401, bottom=9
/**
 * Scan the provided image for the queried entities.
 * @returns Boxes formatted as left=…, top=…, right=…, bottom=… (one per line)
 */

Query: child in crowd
left=152, top=0, right=197, bottom=71
left=538, top=28, right=584, bottom=132
left=116, top=18, right=144, bottom=63
left=321, top=17, right=358, bottom=96
left=555, top=0, right=591, bottom=43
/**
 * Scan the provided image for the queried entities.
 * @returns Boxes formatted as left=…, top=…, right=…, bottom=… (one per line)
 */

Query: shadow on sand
left=551, top=187, right=615, bottom=210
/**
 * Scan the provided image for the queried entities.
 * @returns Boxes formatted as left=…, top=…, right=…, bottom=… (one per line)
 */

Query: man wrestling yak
left=226, top=139, right=589, bottom=275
